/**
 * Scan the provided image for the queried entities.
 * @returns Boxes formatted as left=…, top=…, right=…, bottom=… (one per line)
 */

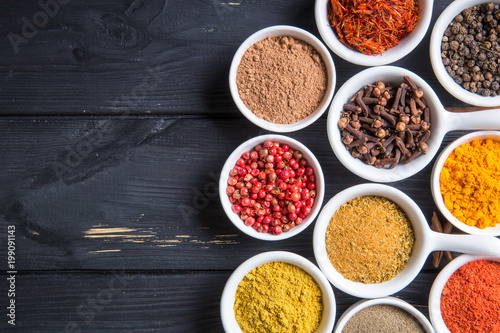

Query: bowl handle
left=429, top=231, right=500, bottom=256
left=443, top=108, right=500, bottom=131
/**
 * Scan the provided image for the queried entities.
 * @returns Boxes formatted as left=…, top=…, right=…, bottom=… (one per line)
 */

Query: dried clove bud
left=338, top=78, right=431, bottom=168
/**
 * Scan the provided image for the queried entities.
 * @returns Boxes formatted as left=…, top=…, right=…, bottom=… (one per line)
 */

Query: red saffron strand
left=327, top=0, right=420, bottom=55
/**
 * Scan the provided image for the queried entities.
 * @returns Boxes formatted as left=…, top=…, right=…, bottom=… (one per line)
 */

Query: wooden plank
left=0, top=0, right=464, bottom=116
left=0, top=115, right=471, bottom=271
left=0, top=269, right=438, bottom=332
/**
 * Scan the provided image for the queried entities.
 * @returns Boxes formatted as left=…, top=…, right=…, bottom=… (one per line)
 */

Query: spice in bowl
left=327, top=0, right=420, bottom=55
left=440, top=138, right=500, bottom=229
left=226, top=140, right=317, bottom=235
left=337, top=76, right=431, bottom=168
left=325, top=196, right=415, bottom=283
left=234, top=261, right=323, bottom=333
left=342, top=304, right=426, bottom=333
left=236, top=36, right=328, bottom=124
left=441, top=3, right=500, bottom=97
left=440, top=259, right=500, bottom=332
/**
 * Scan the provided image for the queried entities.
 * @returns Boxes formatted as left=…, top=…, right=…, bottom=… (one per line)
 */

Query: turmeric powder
left=234, top=262, right=323, bottom=333
left=440, top=138, right=500, bottom=229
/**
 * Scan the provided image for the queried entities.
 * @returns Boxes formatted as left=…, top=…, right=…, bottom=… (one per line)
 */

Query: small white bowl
left=220, top=251, right=336, bottom=333
left=431, top=131, right=500, bottom=236
left=429, top=254, right=500, bottom=333
left=219, top=134, right=325, bottom=241
left=313, top=183, right=500, bottom=298
left=334, top=297, right=434, bottom=333
left=229, top=25, right=336, bottom=133
left=315, top=0, right=433, bottom=66
left=430, top=0, right=500, bottom=106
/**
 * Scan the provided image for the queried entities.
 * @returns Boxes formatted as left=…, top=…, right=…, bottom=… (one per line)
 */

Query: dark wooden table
left=0, top=1, right=496, bottom=332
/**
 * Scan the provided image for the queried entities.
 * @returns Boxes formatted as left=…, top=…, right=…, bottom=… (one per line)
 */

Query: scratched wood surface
left=0, top=0, right=496, bottom=332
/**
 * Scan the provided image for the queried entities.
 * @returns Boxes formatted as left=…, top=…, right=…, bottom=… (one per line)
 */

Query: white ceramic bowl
left=229, top=25, right=336, bottom=133
left=431, top=131, right=500, bottom=236
left=219, top=134, right=325, bottom=241
left=315, top=0, right=433, bottom=66
left=220, top=251, right=336, bottom=333
left=327, top=66, right=500, bottom=183
left=429, top=254, right=500, bottom=333
left=313, top=183, right=500, bottom=298
left=430, top=0, right=500, bottom=106
left=334, top=297, right=434, bottom=333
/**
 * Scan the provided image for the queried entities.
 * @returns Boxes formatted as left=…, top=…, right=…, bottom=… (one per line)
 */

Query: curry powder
left=440, top=138, right=500, bottom=229
left=234, top=262, right=323, bottom=333
left=325, top=196, right=414, bottom=284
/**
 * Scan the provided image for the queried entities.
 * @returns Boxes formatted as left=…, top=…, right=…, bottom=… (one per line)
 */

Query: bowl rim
left=326, top=65, right=445, bottom=183
left=431, top=130, right=500, bottom=236
left=428, top=254, right=500, bottom=332
left=430, top=0, right=500, bottom=106
left=334, top=297, right=435, bottom=333
left=228, top=25, right=336, bottom=133
left=219, top=134, right=325, bottom=241
left=220, top=251, right=336, bottom=333
left=313, top=183, right=429, bottom=298
left=314, top=0, right=434, bottom=66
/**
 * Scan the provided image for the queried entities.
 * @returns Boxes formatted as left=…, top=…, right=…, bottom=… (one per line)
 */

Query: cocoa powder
left=236, top=36, right=328, bottom=125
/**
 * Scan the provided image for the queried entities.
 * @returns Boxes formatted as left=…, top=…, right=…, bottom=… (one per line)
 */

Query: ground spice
left=234, top=261, right=323, bottom=333
left=325, top=196, right=414, bottom=283
left=441, top=259, right=500, bottom=333
left=342, top=304, right=426, bottom=333
left=236, top=36, right=327, bottom=124
left=327, top=0, right=420, bottom=55
left=440, top=138, right=500, bottom=229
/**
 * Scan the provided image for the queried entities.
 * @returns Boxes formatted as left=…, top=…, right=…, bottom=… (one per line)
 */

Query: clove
left=338, top=77, right=431, bottom=168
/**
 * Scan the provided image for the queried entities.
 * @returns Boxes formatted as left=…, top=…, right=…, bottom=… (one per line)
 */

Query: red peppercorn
left=272, top=226, right=283, bottom=235
left=290, top=192, right=301, bottom=202
left=240, top=197, right=251, bottom=207
left=232, top=204, right=242, bottom=213
left=244, top=217, right=255, bottom=226
left=226, top=141, right=316, bottom=235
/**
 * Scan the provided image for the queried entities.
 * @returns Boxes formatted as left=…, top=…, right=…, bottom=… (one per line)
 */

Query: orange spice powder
left=325, top=196, right=414, bottom=283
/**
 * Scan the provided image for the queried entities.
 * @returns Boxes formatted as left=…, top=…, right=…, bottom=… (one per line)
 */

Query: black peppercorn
left=441, top=3, right=500, bottom=97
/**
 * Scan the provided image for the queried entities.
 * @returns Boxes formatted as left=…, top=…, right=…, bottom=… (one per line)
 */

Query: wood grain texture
left=0, top=116, right=467, bottom=270
left=0, top=0, right=497, bottom=332
left=0, top=0, right=466, bottom=116
left=0, top=269, right=439, bottom=332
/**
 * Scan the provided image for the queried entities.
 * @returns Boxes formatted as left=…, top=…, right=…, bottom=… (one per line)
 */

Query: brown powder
left=236, top=36, right=328, bottom=124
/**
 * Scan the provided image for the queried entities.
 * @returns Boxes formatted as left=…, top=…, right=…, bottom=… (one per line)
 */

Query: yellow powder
left=234, top=262, right=323, bottom=333
left=440, top=138, right=500, bottom=229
